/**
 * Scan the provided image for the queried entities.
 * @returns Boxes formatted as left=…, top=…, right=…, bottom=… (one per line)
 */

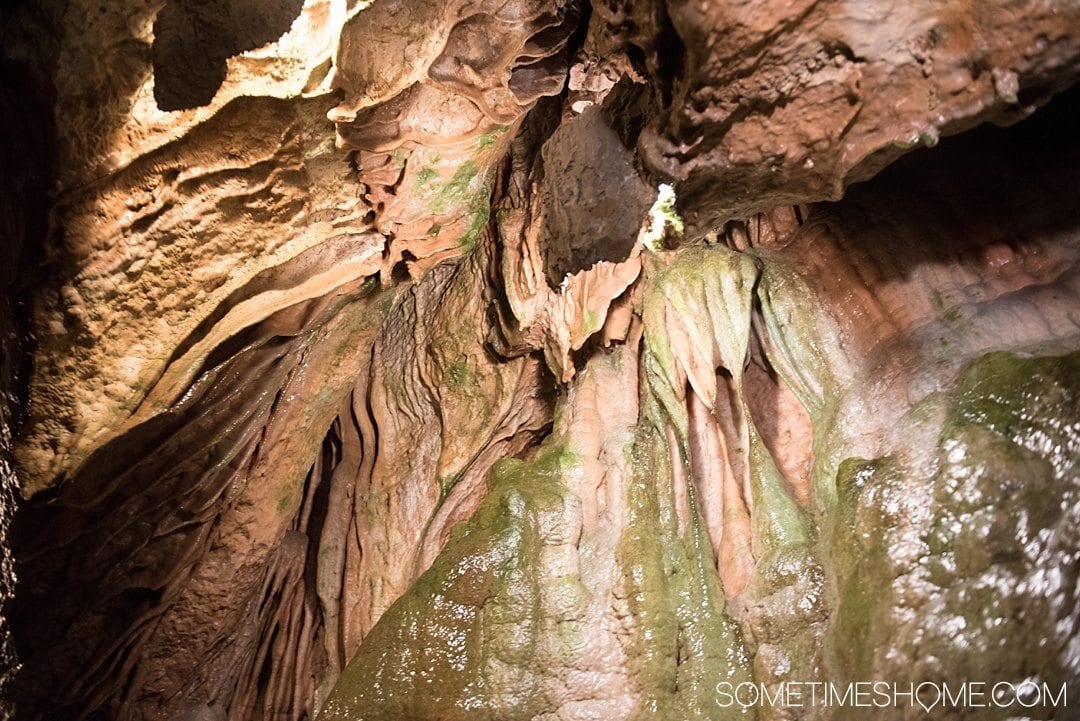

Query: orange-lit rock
left=1, top=1, right=1079, bottom=720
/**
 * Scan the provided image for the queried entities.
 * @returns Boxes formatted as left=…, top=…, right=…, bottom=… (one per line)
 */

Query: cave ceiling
left=0, top=0, right=1078, bottom=719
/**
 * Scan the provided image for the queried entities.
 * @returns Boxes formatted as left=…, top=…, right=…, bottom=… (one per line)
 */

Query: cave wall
left=1, top=1, right=1079, bottom=720
left=0, top=13, right=57, bottom=716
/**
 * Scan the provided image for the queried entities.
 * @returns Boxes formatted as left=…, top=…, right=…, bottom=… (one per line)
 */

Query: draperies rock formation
left=1, top=1, right=1079, bottom=720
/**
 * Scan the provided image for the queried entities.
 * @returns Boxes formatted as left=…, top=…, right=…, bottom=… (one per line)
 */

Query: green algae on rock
left=825, top=351, right=1080, bottom=718
left=616, top=423, right=755, bottom=721
left=319, top=445, right=585, bottom=721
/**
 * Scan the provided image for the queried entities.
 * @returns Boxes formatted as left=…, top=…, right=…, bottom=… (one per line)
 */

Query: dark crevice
left=601, top=76, right=651, bottom=149
left=652, top=4, right=686, bottom=110
left=538, top=106, right=653, bottom=286
left=152, top=0, right=306, bottom=111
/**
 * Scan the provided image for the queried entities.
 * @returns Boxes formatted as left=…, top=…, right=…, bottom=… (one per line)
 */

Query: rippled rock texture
left=1, top=0, right=1079, bottom=720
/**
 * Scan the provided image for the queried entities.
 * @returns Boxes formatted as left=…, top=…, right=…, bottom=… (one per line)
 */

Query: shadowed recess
left=152, top=0, right=305, bottom=110
left=539, top=106, right=653, bottom=287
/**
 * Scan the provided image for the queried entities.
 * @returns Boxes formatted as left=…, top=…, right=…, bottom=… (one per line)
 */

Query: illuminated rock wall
left=1, top=1, right=1078, bottom=719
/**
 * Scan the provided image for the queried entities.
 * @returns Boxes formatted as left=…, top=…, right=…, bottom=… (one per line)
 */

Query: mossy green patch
left=276, top=480, right=296, bottom=516
left=642, top=245, right=759, bottom=438
left=582, top=308, right=600, bottom=335
left=457, top=191, right=491, bottom=253
left=825, top=455, right=903, bottom=677
left=320, top=442, right=585, bottom=721
left=747, top=424, right=810, bottom=550
left=825, top=350, right=1080, bottom=706
left=477, top=125, right=509, bottom=149
left=412, top=158, right=493, bottom=252
left=617, top=426, right=754, bottom=721
left=948, top=350, right=1079, bottom=449
left=414, top=165, right=438, bottom=188
left=433, top=160, right=478, bottom=215
left=443, top=355, right=476, bottom=394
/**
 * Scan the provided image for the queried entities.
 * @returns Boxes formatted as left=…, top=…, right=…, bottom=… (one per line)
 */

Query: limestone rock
left=1, top=1, right=1079, bottom=720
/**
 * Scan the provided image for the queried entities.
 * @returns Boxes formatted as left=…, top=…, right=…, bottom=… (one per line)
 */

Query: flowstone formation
left=1, top=1, right=1079, bottom=720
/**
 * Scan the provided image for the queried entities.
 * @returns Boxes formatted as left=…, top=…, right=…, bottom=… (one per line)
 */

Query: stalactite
left=2, top=1, right=1080, bottom=720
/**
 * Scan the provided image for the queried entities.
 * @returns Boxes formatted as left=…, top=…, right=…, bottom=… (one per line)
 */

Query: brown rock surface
left=590, top=0, right=1080, bottom=230
left=1, top=1, right=1079, bottom=720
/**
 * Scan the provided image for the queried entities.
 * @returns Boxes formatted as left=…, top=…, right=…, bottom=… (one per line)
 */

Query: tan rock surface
left=2, top=1, right=1079, bottom=720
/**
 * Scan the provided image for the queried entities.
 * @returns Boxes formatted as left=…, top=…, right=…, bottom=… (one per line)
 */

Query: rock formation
left=1, top=0, right=1078, bottom=719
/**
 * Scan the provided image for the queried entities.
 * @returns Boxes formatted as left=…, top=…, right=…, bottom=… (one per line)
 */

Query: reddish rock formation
left=1, top=1, right=1078, bottom=720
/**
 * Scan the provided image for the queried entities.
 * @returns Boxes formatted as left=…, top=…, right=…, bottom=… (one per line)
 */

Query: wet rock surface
left=828, top=351, right=1080, bottom=721
left=615, top=0, right=1080, bottom=231
left=538, top=107, right=653, bottom=286
left=0, top=1, right=1079, bottom=720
